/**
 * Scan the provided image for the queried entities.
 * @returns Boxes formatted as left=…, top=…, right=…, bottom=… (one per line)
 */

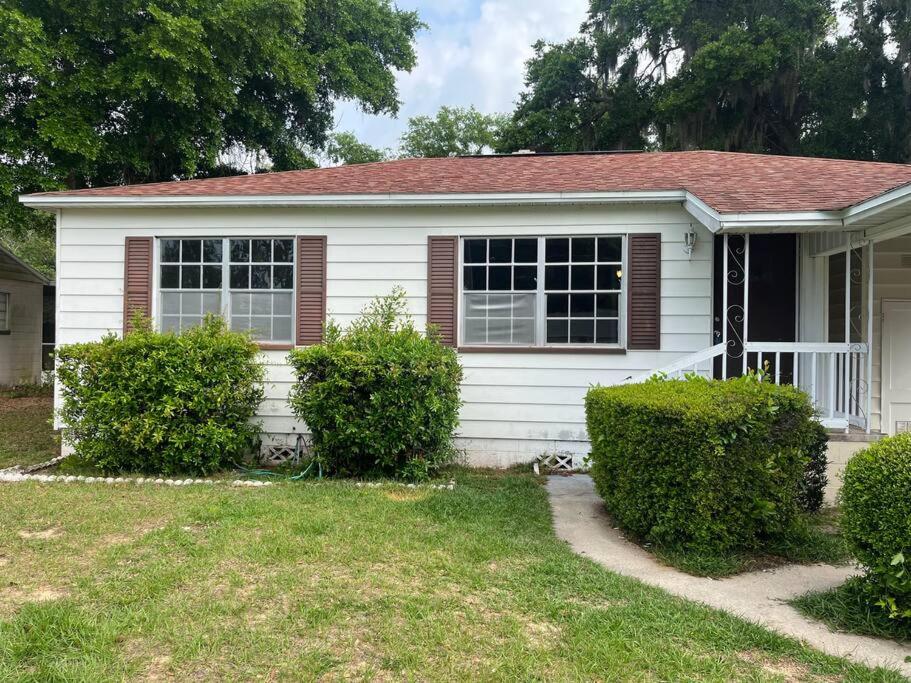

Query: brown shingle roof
left=28, top=151, right=911, bottom=214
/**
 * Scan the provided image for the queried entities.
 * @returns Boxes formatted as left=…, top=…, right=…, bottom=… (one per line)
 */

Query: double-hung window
left=461, top=236, right=624, bottom=347
left=0, top=292, right=9, bottom=332
left=159, top=237, right=294, bottom=343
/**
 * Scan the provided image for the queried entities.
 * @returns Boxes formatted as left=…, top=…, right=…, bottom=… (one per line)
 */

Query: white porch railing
left=631, top=341, right=869, bottom=432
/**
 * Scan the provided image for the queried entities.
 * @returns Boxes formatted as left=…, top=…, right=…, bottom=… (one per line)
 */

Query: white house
left=20, top=151, right=911, bottom=481
left=0, top=244, right=49, bottom=386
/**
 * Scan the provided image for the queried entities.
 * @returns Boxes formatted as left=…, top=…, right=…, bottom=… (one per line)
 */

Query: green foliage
left=797, top=420, right=829, bottom=513
left=326, top=131, right=389, bottom=165
left=288, top=289, right=462, bottom=480
left=1, top=0, right=422, bottom=272
left=585, top=374, right=819, bottom=554
left=840, top=433, right=911, bottom=621
left=56, top=316, right=264, bottom=475
left=399, top=106, right=508, bottom=157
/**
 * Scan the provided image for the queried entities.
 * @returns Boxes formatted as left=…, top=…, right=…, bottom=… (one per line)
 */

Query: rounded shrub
left=57, top=316, right=264, bottom=475
left=287, top=288, right=463, bottom=480
left=797, top=420, right=829, bottom=513
left=585, top=374, right=818, bottom=554
left=840, top=432, right=911, bottom=620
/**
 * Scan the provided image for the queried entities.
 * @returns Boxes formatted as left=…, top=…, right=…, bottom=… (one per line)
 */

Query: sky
left=332, top=0, right=590, bottom=152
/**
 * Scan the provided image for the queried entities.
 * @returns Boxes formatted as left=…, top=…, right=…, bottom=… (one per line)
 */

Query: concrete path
left=548, top=474, right=911, bottom=678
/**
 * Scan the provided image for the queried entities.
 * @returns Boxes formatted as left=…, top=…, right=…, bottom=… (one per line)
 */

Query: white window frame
left=458, top=235, right=627, bottom=349
left=154, top=236, right=297, bottom=344
left=0, top=291, right=9, bottom=332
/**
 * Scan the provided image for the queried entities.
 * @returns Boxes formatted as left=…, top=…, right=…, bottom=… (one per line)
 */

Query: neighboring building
left=0, top=244, right=50, bottom=385
left=20, top=152, right=911, bottom=481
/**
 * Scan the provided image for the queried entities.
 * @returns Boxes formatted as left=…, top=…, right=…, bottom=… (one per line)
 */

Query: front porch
left=648, top=228, right=911, bottom=436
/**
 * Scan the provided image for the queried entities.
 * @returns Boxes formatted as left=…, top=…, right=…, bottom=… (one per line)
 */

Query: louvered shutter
left=427, top=236, right=457, bottom=346
left=627, top=234, right=661, bottom=350
left=123, top=237, right=153, bottom=334
left=296, top=236, right=327, bottom=346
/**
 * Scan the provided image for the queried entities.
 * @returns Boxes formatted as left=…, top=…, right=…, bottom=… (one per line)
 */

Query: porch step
left=826, top=428, right=886, bottom=443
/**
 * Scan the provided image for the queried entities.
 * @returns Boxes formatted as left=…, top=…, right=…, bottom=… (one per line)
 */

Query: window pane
left=251, top=316, right=271, bottom=339
left=572, top=238, right=596, bottom=262
left=274, top=292, right=292, bottom=315
left=597, top=265, right=621, bottom=290
left=464, top=294, right=487, bottom=317
left=513, top=266, right=537, bottom=290
left=231, top=316, right=250, bottom=333
left=252, top=293, right=271, bottom=315
left=486, top=293, right=512, bottom=315
left=202, top=293, right=221, bottom=314
left=597, top=319, right=619, bottom=344
left=514, top=239, right=537, bottom=263
left=464, top=318, right=486, bottom=344
left=251, top=265, right=271, bottom=289
left=274, top=239, right=293, bottom=263
left=488, top=266, right=511, bottom=290
left=230, top=239, right=249, bottom=262
left=512, top=293, right=535, bottom=318
left=545, top=238, right=569, bottom=262
left=488, top=317, right=511, bottom=343
left=598, top=237, right=622, bottom=262
left=546, top=294, right=568, bottom=317
left=252, top=239, right=272, bottom=262
left=513, top=318, right=535, bottom=344
left=464, top=239, right=487, bottom=263
left=570, top=319, right=595, bottom=343
left=489, top=239, right=512, bottom=263
left=232, top=292, right=250, bottom=315
left=181, top=292, right=202, bottom=315
left=547, top=319, right=568, bottom=343
left=203, top=265, right=222, bottom=289
left=182, top=240, right=201, bottom=263
left=181, top=265, right=201, bottom=289
left=273, top=265, right=293, bottom=289
left=161, top=265, right=179, bottom=288
left=161, top=316, right=180, bottom=333
left=230, top=265, right=250, bottom=289
left=571, top=294, right=595, bottom=317
left=203, top=240, right=222, bottom=263
left=463, top=266, right=486, bottom=290
left=571, top=265, right=595, bottom=290
left=161, top=240, right=180, bottom=262
left=161, top=292, right=180, bottom=314
left=182, top=316, right=201, bottom=330
left=597, top=293, right=619, bottom=317
left=544, top=265, right=568, bottom=290
left=272, top=317, right=292, bottom=341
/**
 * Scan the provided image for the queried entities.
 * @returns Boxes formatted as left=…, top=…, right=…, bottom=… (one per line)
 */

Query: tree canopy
left=1, top=0, right=422, bottom=274
left=399, top=106, right=507, bottom=158
left=499, top=0, right=911, bottom=163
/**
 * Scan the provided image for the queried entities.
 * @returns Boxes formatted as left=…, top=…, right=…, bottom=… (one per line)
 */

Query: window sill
left=257, top=342, right=294, bottom=351
left=457, top=345, right=626, bottom=355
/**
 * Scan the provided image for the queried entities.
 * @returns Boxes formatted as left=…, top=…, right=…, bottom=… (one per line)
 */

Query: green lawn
left=0, top=472, right=902, bottom=681
left=0, top=391, right=58, bottom=470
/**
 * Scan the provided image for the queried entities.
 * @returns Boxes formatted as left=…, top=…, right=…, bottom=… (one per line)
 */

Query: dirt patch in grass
left=0, top=585, right=69, bottom=617
left=737, top=649, right=839, bottom=682
left=382, top=488, right=429, bottom=502
left=17, top=527, right=62, bottom=541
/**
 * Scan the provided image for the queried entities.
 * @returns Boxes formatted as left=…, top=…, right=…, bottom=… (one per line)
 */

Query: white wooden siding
left=56, top=204, right=713, bottom=465
left=0, top=277, right=43, bottom=385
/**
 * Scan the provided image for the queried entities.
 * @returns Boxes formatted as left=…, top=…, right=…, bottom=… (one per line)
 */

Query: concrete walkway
left=548, top=474, right=911, bottom=678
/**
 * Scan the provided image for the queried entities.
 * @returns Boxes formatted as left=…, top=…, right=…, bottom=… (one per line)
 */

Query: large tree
left=399, top=106, right=507, bottom=157
left=0, top=0, right=421, bottom=274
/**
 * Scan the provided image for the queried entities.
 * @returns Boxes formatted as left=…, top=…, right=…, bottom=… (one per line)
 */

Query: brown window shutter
left=296, top=236, right=327, bottom=346
left=427, top=236, right=457, bottom=346
left=627, top=233, right=661, bottom=350
left=123, top=237, right=153, bottom=334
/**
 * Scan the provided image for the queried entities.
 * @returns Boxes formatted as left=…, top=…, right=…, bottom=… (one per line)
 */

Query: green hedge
left=585, top=375, right=818, bottom=554
left=57, top=316, right=264, bottom=475
left=840, top=433, right=911, bottom=620
left=288, top=289, right=462, bottom=480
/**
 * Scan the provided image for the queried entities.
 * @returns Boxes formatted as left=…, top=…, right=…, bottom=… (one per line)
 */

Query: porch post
left=866, top=241, right=874, bottom=433
left=742, top=234, right=750, bottom=375
left=843, top=244, right=851, bottom=433
left=722, top=234, right=728, bottom=379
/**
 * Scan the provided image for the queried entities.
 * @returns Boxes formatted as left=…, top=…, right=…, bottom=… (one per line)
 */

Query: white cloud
left=333, top=0, right=588, bottom=153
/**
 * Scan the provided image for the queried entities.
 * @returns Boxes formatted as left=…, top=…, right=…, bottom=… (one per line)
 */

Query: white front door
left=882, top=299, right=911, bottom=435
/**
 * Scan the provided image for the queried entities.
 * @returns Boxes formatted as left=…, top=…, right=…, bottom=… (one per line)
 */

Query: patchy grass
left=648, top=512, right=852, bottom=578
left=0, top=393, right=58, bottom=470
left=793, top=576, right=911, bottom=644
left=0, top=472, right=901, bottom=681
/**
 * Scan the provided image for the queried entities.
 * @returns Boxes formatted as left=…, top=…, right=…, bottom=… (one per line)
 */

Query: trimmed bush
left=797, top=420, right=829, bottom=513
left=585, top=374, right=818, bottom=554
left=288, top=289, right=462, bottom=480
left=840, top=433, right=911, bottom=620
left=57, top=316, right=264, bottom=475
